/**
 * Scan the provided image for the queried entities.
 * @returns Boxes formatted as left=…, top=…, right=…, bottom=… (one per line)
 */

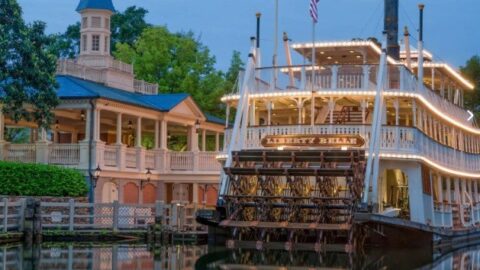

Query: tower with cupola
left=76, top=0, right=115, bottom=60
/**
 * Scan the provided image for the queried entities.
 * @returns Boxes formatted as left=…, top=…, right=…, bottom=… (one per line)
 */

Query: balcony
left=225, top=124, right=480, bottom=174
left=224, top=64, right=472, bottom=128
left=0, top=142, right=221, bottom=174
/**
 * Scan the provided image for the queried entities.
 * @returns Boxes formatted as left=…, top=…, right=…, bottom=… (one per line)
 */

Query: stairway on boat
left=220, top=149, right=366, bottom=252
left=325, top=106, right=368, bottom=125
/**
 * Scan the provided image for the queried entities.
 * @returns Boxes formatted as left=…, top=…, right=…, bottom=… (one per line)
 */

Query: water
left=0, top=242, right=477, bottom=269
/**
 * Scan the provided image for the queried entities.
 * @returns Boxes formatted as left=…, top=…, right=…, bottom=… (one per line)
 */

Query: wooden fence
left=0, top=198, right=26, bottom=233
left=38, top=200, right=206, bottom=232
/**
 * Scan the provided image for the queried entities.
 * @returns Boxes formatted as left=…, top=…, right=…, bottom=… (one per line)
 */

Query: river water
left=0, top=242, right=477, bottom=269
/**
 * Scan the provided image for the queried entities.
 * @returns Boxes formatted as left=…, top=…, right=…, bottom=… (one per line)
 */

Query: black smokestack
left=256, top=12, right=261, bottom=48
left=384, top=0, right=400, bottom=60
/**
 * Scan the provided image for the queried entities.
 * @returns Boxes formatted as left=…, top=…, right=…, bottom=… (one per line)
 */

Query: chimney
left=256, top=13, right=261, bottom=49
left=384, top=0, right=400, bottom=60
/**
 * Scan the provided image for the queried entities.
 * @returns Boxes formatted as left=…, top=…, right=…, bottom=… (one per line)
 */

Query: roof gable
left=169, top=97, right=205, bottom=119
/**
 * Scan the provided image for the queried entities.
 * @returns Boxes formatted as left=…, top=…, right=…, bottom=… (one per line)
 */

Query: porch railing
left=169, top=151, right=194, bottom=171
left=4, top=144, right=36, bottom=163
left=48, top=144, right=80, bottom=165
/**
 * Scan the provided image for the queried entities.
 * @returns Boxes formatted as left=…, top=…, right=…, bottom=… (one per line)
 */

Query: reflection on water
left=0, top=243, right=478, bottom=269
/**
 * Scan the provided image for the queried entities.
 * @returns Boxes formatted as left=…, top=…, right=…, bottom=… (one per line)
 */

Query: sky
left=17, top=0, right=480, bottom=71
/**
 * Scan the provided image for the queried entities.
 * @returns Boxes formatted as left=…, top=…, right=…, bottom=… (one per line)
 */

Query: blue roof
left=205, top=113, right=225, bottom=125
left=76, top=0, right=115, bottom=12
left=56, top=75, right=188, bottom=112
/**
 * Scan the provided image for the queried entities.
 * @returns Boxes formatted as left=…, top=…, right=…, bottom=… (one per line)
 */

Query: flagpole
left=310, top=12, right=316, bottom=126
left=273, top=0, right=279, bottom=89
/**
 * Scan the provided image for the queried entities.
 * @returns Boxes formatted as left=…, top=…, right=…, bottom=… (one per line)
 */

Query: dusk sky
left=17, top=0, right=480, bottom=71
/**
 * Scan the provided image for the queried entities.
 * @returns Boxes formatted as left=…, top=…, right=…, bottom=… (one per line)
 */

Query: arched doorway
left=142, top=183, right=157, bottom=204
left=123, top=182, right=139, bottom=204
left=102, top=182, right=118, bottom=203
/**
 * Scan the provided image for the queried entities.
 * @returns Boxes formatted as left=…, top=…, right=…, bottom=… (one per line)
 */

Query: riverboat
left=201, top=0, right=480, bottom=253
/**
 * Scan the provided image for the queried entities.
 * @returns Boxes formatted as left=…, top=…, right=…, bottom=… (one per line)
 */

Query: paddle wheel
left=219, top=149, right=366, bottom=252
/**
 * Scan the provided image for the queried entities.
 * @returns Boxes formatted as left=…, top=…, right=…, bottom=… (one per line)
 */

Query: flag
left=310, top=0, right=320, bottom=23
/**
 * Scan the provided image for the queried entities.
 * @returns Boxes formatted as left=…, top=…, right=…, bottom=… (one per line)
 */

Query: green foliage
left=0, top=162, right=88, bottom=197
left=461, top=55, right=480, bottom=119
left=47, top=23, right=80, bottom=58
left=0, top=0, right=59, bottom=129
left=114, top=27, right=243, bottom=117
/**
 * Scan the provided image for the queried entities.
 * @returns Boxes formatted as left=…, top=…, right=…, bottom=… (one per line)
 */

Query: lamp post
left=141, top=168, right=152, bottom=189
left=91, top=165, right=101, bottom=188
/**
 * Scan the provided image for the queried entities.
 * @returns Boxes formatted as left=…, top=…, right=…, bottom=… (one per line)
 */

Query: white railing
left=169, top=151, right=194, bottom=171
left=104, top=145, right=118, bottom=167
left=145, top=150, right=156, bottom=170
left=198, top=152, right=222, bottom=171
left=227, top=64, right=473, bottom=130
left=48, top=144, right=80, bottom=165
left=73, top=55, right=133, bottom=74
left=4, top=144, right=36, bottom=163
left=433, top=202, right=453, bottom=228
left=56, top=59, right=106, bottom=83
left=134, top=79, right=158, bottom=95
left=125, top=148, right=137, bottom=169
left=226, top=124, right=480, bottom=174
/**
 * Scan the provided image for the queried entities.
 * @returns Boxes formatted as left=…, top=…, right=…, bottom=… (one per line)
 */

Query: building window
left=82, top=35, right=87, bottom=51
left=91, top=16, right=101, bottom=28
left=105, top=18, right=110, bottom=30
left=92, top=35, right=100, bottom=51
left=104, top=36, right=109, bottom=52
left=82, top=17, right=88, bottom=29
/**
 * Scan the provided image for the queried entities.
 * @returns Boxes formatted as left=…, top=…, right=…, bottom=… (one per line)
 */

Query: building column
left=394, top=98, right=400, bottom=126
left=446, top=177, right=452, bottom=204
left=267, top=101, right=272, bottom=126
left=225, top=104, right=230, bottom=128
left=361, top=99, right=368, bottom=124
left=192, top=183, right=199, bottom=204
left=160, top=120, right=168, bottom=150
left=95, top=109, right=101, bottom=141
left=297, top=100, right=303, bottom=125
left=436, top=174, right=443, bottom=203
left=154, top=120, right=159, bottom=149
left=250, top=100, right=256, bottom=126
left=328, top=98, right=335, bottom=124
left=188, top=125, right=199, bottom=152
left=412, top=100, right=417, bottom=127
left=116, top=113, right=122, bottom=145
left=201, top=129, right=207, bottom=152
left=215, top=132, right=220, bottom=152
left=136, top=117, right=142, bottom=147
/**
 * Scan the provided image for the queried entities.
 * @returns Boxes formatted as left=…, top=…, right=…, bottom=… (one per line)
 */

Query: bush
left=0, top=162, right=88, bottom=197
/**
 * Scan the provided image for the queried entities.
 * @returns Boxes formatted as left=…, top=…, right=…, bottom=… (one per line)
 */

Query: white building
left=0, top=0, right=225, bottom=206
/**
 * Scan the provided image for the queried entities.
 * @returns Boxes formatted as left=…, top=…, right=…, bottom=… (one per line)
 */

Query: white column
left=116, top=113, right=122, bottom=145
left=331, top=65, right=338, bottom=89
left=189, top=125, right=199, bottom=151
left=201, top=129, right=207, bottom=152
left=394, top=98, right=400, bottom=126
left=160, top=120, right=168, bottom=150
left=310, top=96, right=315, bottom=126
left=297, top=100, right=303, bottom=125
left=250, top=100, right=256, bottom=126
left=215, top=132, right=220, bottom=152
left=192, top=183, right=199, bottom=204
left=225, top=105, right=230, bottom=128
left=267, top=101, right=272, bottom=126
left=328, top=98, right=335, bottom=124
left=83, top=108, right=91, bottom=142
left=95, top=109, right=101, bottom=141
left=361, top=99, right=367, bottom=124
left=136, top=117, right=142, bottom=147
left=154, top=120, right=159, bottom=149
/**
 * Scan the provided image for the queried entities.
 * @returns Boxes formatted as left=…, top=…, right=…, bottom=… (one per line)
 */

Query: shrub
left=0, top=162, right=88, bottom=197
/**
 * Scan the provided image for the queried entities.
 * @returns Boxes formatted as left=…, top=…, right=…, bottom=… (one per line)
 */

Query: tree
left=114, top=26, right=228, bottom=116
left=110, top=6, right=150, bottom=51
left=0, top=0, right=59, bottom=129
left=461, top=56, right=480, bottom=118
left=49, top=6, right=150, bottom=58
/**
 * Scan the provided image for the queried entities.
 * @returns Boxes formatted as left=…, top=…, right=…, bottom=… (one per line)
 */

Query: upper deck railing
left=224, top=124, right=480, bottom=175
left=223, top=64, right=472, bottom=128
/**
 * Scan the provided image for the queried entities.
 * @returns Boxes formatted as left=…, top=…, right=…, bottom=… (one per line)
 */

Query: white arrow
left=468, top=110, right=474, bottom=121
